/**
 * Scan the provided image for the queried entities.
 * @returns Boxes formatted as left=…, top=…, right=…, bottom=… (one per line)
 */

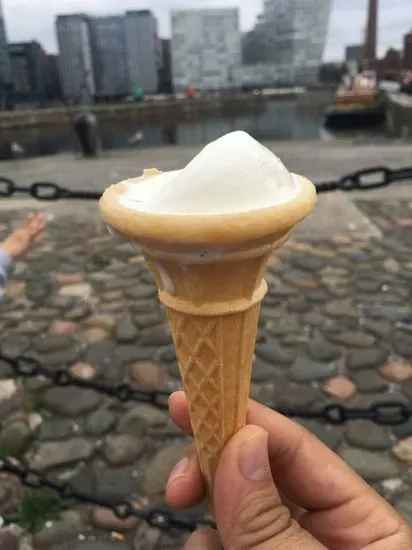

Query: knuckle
left=230, top=486, right=293, bottom=548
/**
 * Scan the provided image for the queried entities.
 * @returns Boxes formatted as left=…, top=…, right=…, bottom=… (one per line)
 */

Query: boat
left=324, top=70, right=385, bottom=128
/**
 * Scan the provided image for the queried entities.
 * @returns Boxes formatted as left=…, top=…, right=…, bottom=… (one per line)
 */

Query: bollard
left=74, top=113, right=99, bottom=158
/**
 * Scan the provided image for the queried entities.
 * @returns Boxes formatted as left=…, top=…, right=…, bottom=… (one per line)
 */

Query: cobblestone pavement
left=0, top=200, right=411, bottom=549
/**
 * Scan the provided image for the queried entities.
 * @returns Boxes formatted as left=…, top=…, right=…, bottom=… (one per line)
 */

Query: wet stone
left=402, top=381, right=412, bottom=402
left=324, top=299, right=358, bottom=319
left=265, top=318, right=300, bottom=337
left=289, top=255, right=325, bottom=271
left=373, top=305, right=412, bottom=323
left=0, top=334, right=30, bottom=356
left=64, top=303, right=90, bottom=321
left=142, top=442, right=190, bottom=496
left=308, top=336, right=340, bottom=362
left=328, top=331, right=375, bottom=348
left=255, top=342, right=296, bottom=365
left=131, top=300, right=159, bottom=314
left=298, top=420, right=343, bottom=451
left=363, top=319, right=393, bottom=339
left=0, top=420, right=30, bottom=449
left=393, top=333, right=412, bottom=358
left=355, top=278, right=382, bottom=293
left=26, top=278, right=53, bottom=303
left=323, top=376, right=356, bottom=400
left=91, top=507, right=138, bottom=532
left=350, top=370, right=388, bottom=393
left=38, top=419, right=76, bottom=441
left=252, top=359, right=277, bottom=383
left=43, top=387, right=101, bottom=416
left=102, top=434, right=146, bottom=467
left=345, top=421, right=392, bottom=451
left=380, top=362, right=412, bottom=382
left=393, top=437, right=412, bottom=465
left=17, top=320, right=49, bottom=335
left=115, top=314, right=139, bottom=343
left=33, top=510, right=85, bottom=548
left=339, top=448, right=400, bottom=481
left=288, top=357, right=338, bottom=383
left=302, top=311, right=325, bottom=328
left=69, top=460, right=141, bottom=502
left=83, top=315, right=116, bottom=332
left=347, top=347, right=389, bottom=370
left=40, top=345, right=82, bottom=367
left=287, top=297, right=312, bottom=314
left=394, top=418, right=412, bottom=439
left=394, top=495, right=412, bottom=524
left=0, top=530, right=19, bottom=550
left=128, top=361, right=169, bottom=389
left=33, top=334, right=75, bottom=353
left=305, top=290, right=329, bottom=303
left=125, top=285, right=157, bottom=299
left=281, top=271, right=317, bottom=289
left=85, top=409, right=116, bottom=436
left=84, top=341, right=122, bottom=379
left=31, top=438, right=94, bottom=470
left=134, top=312, right=163, bottom=328
left=139, top=325, right=172, bottom=347
left=274, top=383, right=319, bottom=408
left=50, top=320, right=78, bottom=335
left=116, top=345, right=154, bottom=365
left=117, top=404, right=168, bottom=436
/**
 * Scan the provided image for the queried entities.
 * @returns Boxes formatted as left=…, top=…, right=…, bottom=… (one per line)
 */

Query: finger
left=183, top=528, right=221, bottom=550
left=214, top=425, right=324, bottom=550
left=165, top=444, right=206, bottom=509
left=169, top=391, right=193, bottom=436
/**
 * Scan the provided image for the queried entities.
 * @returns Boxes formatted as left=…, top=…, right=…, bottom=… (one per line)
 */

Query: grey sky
left=3, top=0, right=411, bottom=60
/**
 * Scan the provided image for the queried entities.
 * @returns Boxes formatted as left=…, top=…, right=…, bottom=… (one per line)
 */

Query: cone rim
left=100, top=172, right=316, bottom=248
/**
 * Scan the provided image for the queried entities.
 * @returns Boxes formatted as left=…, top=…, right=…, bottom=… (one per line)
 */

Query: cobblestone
left=1, top=198, right=412, bottom=546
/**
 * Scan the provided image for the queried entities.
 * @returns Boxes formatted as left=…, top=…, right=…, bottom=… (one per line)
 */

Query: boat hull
left=324, top=103, right=385, bottom=129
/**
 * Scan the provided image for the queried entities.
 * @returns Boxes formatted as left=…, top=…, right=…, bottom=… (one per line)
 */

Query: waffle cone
left=145, top=254, right=270, bottom=495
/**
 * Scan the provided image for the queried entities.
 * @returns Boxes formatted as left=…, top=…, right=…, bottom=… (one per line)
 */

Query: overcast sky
left=2, top=0, right=411, bottom=60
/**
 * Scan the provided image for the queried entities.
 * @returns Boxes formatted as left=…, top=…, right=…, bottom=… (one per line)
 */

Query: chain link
left=0, top=456, right=215, bottom=533
left=1, top=166, right=411, bottom=201
left=2, top=353, right=412, bottom=425
left=2, top=352, right=412, bottom=532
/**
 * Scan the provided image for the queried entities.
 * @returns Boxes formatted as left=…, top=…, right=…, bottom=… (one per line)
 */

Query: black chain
left=0, top=456, right=215, bottom=533
left=2, top=351, right=412, bottom=533
left=0, top=354, right=170, bottom=410
left=2, top=354, right=412, bottom=426
left=314, top=165, right=412, bottom=193
left=1, top=166, right=411, bottom=201
left=0, top=178, right=101, bottom=201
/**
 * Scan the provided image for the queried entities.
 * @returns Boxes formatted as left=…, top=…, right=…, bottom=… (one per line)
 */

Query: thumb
left=213, top=426, right=326, bottom=550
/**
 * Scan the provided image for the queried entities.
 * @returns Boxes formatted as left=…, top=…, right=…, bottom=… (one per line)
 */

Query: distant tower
left=364, top=0, right=378, bottom=68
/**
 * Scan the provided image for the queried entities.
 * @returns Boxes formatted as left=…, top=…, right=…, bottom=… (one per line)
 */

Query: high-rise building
left=404, top=30, right=412, bottom=71
left=90, top=16, right=129, bottom=99
left=364, top=0, right=378, bottom=68
left=56, top=14, right=95, bottom=103
left=0, top=0, right=11, bottom=106
left=159, top=39, right=172, bottom=93
left=44, top=54, right=62, bottom=101
left=125, top=10, right=160, bottom=94
left=171, top=8, right=241, bottom=91
left=8, top=41, right=47, bottom=103
left=255, top=0, right=332, bottom=84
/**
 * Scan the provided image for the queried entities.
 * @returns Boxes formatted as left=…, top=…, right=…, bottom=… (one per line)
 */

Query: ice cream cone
left=100, top=160, right=316, bottom=506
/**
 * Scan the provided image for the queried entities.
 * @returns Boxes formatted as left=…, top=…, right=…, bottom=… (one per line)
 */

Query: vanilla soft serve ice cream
left=117, top=131, right=298, bottom=215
